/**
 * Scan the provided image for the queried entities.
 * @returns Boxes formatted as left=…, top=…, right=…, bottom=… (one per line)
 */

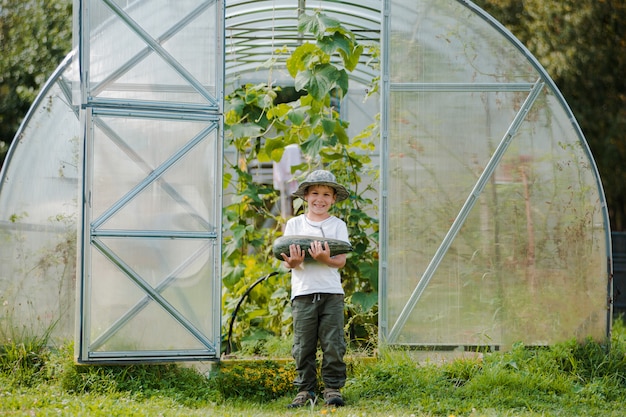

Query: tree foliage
left=475, top=0, right=626, bottom=230
left=0, top=0, right=72, bottom=167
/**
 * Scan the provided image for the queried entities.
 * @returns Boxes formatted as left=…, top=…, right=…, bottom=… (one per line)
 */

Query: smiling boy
left=280, top=170, right=350, bottom=408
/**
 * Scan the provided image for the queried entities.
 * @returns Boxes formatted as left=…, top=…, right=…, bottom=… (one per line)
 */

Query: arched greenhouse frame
left=0, top=0, right=612, bottom=363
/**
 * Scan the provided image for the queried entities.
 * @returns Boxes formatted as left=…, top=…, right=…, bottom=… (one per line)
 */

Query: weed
left=211, top=359, right=296, bottom=401
left=0, top=328, right=54, bottom=387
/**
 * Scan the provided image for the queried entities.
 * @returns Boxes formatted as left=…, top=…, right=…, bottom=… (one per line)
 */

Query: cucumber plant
left=222, top=11, right=379, bottom=353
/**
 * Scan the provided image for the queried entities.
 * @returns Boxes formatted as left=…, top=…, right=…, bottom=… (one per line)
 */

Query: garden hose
left=225, top=271, right=279, bottom=355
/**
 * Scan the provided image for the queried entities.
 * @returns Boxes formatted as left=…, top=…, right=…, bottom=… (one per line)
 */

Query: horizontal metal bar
left=90, top=108, right=219, bottom=122
left=88, top=98, right=219, bottom=115
left=390, top=82, right=535, bottom=92
left=93, top=83, right=214, bottom=94
left=86, top=349, right=218, bottom=361
left=92, top=230, right=217, bottom=239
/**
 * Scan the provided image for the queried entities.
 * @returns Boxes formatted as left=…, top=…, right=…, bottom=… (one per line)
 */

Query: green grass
left=1, top=319, right=626, bottom=416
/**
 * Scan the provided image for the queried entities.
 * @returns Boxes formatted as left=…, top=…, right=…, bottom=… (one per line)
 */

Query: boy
left=280, top=170, right=350, bottom=408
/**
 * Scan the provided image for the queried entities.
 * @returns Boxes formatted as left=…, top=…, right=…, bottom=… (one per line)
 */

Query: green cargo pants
left=291, top=293, right=347, bottom=392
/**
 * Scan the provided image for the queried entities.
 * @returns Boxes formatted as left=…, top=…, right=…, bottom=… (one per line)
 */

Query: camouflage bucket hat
left=292, top=170, right=350, bottom=202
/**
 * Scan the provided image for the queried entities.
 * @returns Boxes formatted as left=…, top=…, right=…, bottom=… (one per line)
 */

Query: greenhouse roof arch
left=0, top=0, right=612, bottom=362
left=224, top=0, right=380, bottom=85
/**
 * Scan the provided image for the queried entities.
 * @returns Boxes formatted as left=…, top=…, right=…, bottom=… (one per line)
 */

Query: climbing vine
left=222, top=11, right=379, bottom=353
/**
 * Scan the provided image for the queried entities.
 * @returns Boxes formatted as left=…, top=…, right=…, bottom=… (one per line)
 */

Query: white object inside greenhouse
left=0, top=0, right=611, bottom=363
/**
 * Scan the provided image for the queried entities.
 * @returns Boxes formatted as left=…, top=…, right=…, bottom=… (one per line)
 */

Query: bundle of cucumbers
left=272, top=235, right=353, bottom=260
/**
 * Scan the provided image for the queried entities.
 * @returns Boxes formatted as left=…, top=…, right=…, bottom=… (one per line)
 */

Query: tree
left=475, top=0, right=626, bottom=230
left=0, top=0, right=72, bottom=167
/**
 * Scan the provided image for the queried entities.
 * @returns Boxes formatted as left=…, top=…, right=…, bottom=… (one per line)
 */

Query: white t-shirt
left=283, top=214, right=349, bottom=299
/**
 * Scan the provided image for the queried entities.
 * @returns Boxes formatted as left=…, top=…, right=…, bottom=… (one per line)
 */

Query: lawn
left=1, top=318, right=626, bottom=417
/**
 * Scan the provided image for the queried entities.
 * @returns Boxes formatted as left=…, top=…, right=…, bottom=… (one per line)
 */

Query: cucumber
left=273, top=235, right=353, bottom=260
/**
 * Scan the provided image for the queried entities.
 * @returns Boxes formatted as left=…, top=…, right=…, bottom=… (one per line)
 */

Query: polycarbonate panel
left=88, top=238, right=216, bottom=352
left=81, top=121, right=221, bottom=359
left=85, top=0, right=218, bottom=105
left=0, top=56, right=79, bottom=345
left=389, top=0, right=536, bottom=84
left=381, top=0, right=610, bottom=348
left=90, top=116, right=217, bottom=232
left=85, top=115, right=219, bottom=353
left=78, top=0, right=223, bottom=362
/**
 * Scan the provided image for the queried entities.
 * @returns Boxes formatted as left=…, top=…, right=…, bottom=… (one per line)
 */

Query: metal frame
left=77, top=0, right=224, bottom=363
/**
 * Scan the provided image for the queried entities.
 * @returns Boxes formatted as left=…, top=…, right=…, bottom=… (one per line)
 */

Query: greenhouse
left=0, top=0, right=612, bottom=363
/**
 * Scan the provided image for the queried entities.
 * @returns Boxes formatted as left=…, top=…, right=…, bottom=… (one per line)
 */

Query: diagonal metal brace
left=387, top=78, right=545, bottom=343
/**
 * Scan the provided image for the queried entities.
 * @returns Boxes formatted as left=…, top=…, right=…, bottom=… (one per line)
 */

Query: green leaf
left=359, top=262, right=379, bottom=291
left=346, top=44, right=364, bottom=72
left=244, top=87, right=260, bottom=104
left=244, top=309, right=269, bottom=320
left=317, top=13, right=342, bottom=31
left=241, top=184, right=264, bottom=204
left=337, top=43, right=364, bottom=72
left=222, top=172, right=233, bottom=190
left=334, top=122, right=350, bottom=145
left=298, top=12, right=342, bottom=40
left=287, top=109, right=306, bottom=125
left=294, top=69, right=313, bottom=94
left=297, top=13, right=319, bottom=37
left=297, top=64, right=339, bottom=101
left=321, top=118, right=336, bottom=136
left=267, top=103, right=291, bottom=120
left=225, top=109, right=241, bottom=126
left=351, top=291, right=378, bottom=312
left=318, top=33, right=353, bottom=58
left=222, top=263, right=246, bottom=287
left=318, top=150, right=344, bottom=160
left=229, top=123, right=264, bottom=140
left=225, top=96, right=246, bottom=114
left=264, top=137, right=286, bottom=160
left=287, top=43, right=318, bottom=77
left=292, top=198, right=304, bottom=213
left=270, top=147, right=286, bottom=163
left=232, top=224, right=253, bottom=241
left=256, top=148, right=271, bottom=163
left=300, top=132, right=324, bottom=157
left=336, top=69, right=350, bottom=97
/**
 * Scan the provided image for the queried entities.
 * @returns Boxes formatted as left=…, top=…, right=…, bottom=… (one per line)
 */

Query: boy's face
left=304, top=184, right=337, bottom=215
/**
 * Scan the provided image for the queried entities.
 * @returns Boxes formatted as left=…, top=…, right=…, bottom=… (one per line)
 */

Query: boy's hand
left=281, top=244, right=305, bottom=269
left=309, top=240, right=347, bottom=269
left=308, top=240, right=331, bottom=262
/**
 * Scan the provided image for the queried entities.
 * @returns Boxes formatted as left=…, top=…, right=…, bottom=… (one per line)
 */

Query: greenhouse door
left=76, top=0, right=223, bottom=362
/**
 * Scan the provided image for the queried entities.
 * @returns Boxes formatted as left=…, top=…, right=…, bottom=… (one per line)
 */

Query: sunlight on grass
left=0, top=317, right=625, bottom=416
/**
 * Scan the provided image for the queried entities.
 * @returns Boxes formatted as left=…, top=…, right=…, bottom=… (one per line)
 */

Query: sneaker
left=287, top=390, right=316, bottom=408
left=323, top=388, right=345, bottom=407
